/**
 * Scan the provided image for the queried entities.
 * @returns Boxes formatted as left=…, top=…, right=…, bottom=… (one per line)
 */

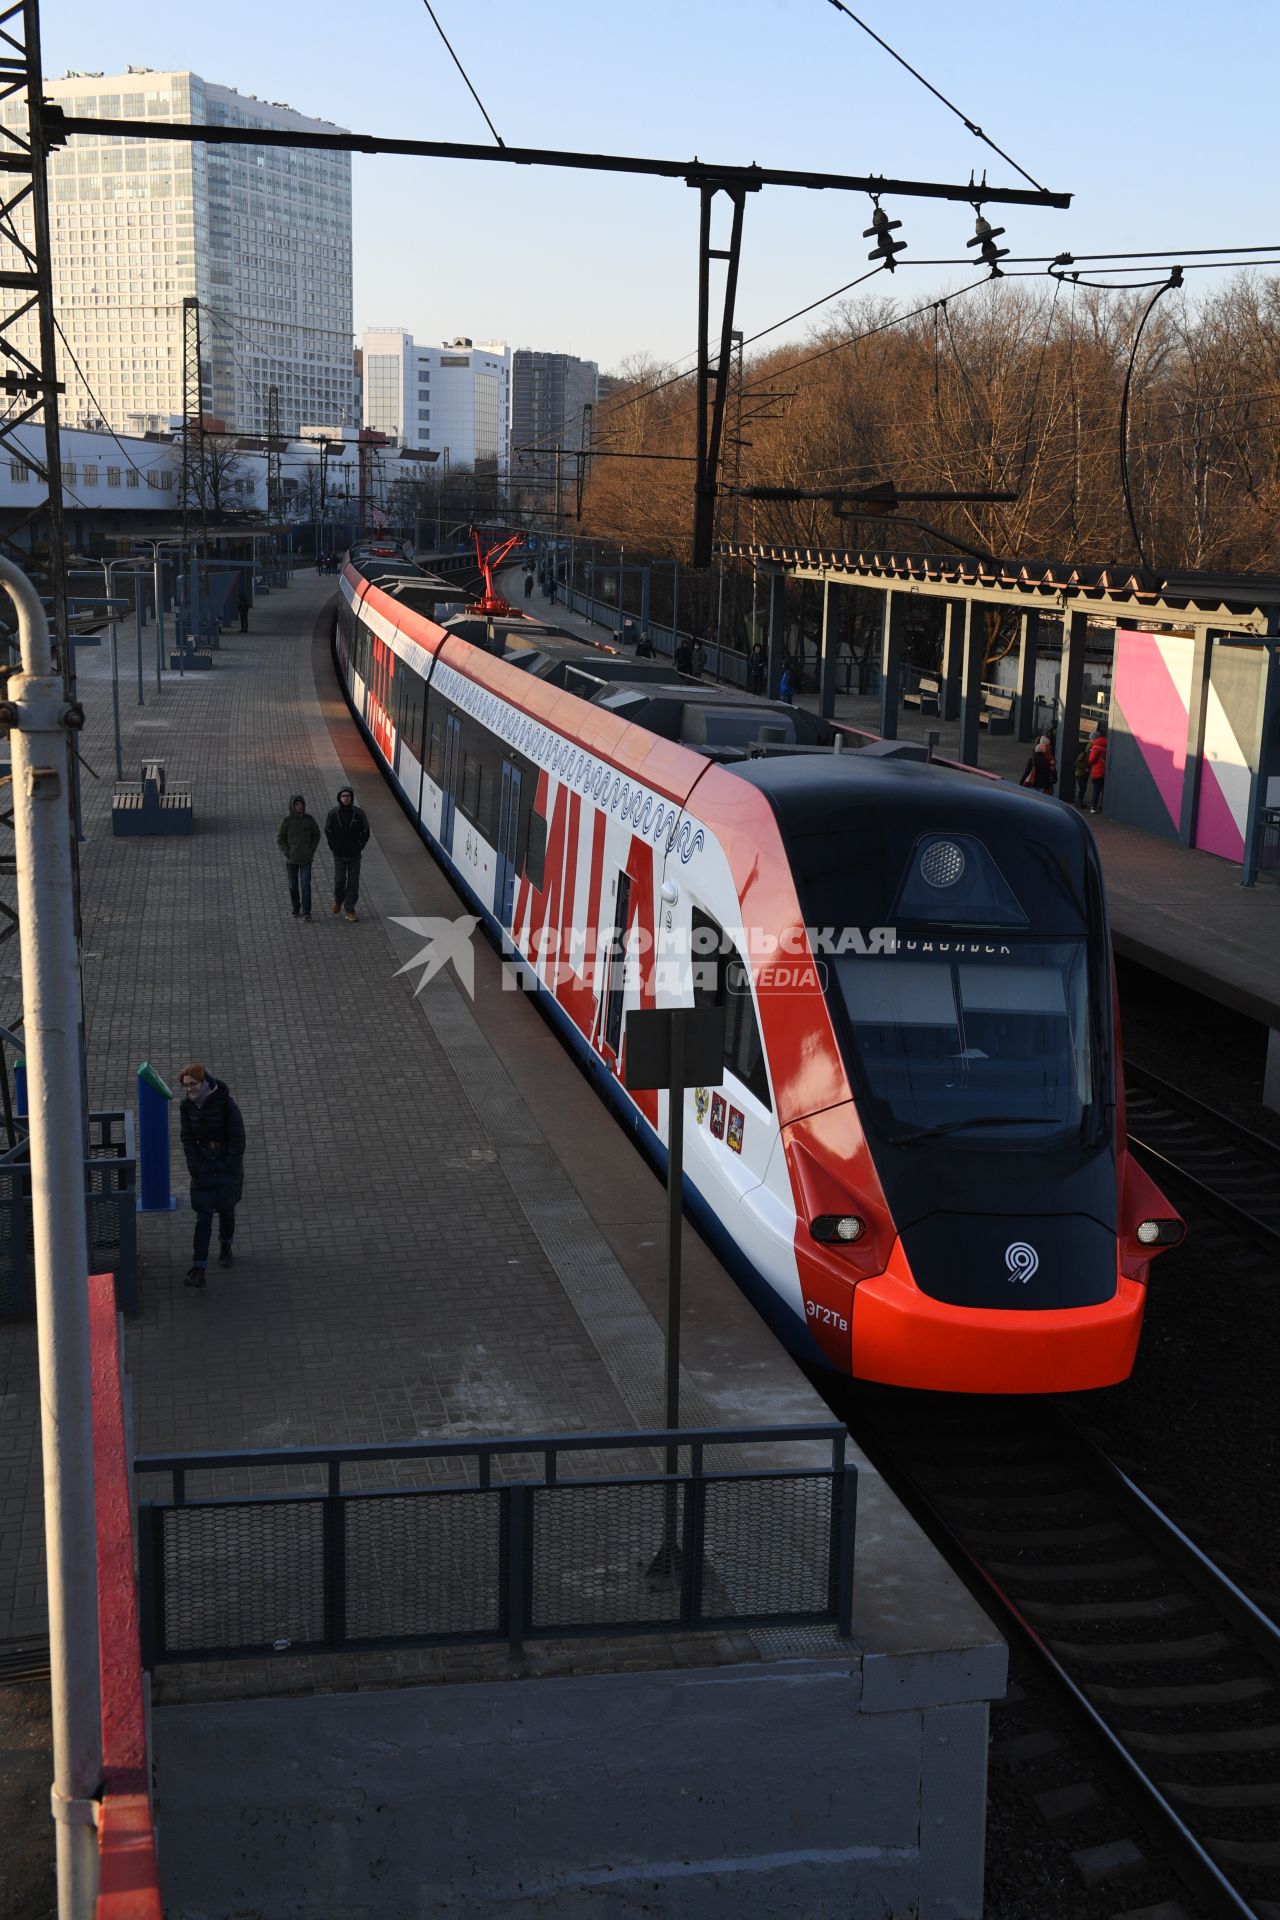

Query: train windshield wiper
left=891, top=1115, right=1043, bottom=1147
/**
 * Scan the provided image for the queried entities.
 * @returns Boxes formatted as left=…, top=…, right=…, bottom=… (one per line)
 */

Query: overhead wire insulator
left=967, top=212, right=1009, bottom=273
left=863, top=203, right=907, bottom=271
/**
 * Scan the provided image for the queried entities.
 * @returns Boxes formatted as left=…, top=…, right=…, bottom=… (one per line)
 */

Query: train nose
left=899, top=1213, right=1119, bottom=1311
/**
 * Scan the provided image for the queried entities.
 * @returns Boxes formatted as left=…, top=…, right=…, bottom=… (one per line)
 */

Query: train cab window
left=691, top=908, right=772, bottom=1110
left=524, top=811, right=547, bottom=889
left=834, top=946, right=1094, bottom=1143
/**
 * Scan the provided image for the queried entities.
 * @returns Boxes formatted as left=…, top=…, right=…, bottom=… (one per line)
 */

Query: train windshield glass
left=785, top=807, right=1106, bottom=1148
left=831, top=942, right=1094, bottom=1143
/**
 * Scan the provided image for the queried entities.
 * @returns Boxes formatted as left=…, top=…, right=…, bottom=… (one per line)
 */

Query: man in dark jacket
left=178, top=1064, right=246, bottom=1287
left=325, top=785, right=371, bottom=922
left=275, top=793, right=321, bottom=920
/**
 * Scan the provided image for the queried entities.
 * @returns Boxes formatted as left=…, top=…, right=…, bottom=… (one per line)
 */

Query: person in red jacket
left=1087, top=731, right=1108, bottom=814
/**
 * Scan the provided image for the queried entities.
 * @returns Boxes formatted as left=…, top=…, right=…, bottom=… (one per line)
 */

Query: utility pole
left=180, top=296, right=206, bottom=639
left=0, top=555, right=99, bottom=1918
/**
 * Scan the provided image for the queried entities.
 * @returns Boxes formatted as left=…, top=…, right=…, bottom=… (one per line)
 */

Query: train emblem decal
left=1004, top=1242, right=1040, bottom=1285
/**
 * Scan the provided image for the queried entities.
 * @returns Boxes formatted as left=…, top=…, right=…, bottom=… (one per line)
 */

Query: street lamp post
left=0, top=555, right=101, bottom=1920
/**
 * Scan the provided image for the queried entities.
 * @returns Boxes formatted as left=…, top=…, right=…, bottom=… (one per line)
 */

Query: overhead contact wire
left=420, top=1, right=505, bottom=147
left=823, top=0, right=1047, bottom=191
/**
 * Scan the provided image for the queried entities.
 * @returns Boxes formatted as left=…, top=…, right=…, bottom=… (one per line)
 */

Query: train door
left=441, top=713, right=462, bottom=856
left=600, top=870, right=633, bottom=1068
left=687, top=906, right=776, bottom=1204
left=495, top=760, right=522, bottom=929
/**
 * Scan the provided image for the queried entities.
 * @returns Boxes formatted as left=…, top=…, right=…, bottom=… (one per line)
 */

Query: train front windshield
left=791, top=813, right=1109, bottom=1152
left=832, top=941, right=1094, bottom=1144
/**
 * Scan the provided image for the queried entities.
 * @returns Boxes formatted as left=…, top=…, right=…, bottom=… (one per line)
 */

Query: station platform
left=0, top=570, right=1004, bottom=1917
left=539, top=579, right=1280, bottom=1040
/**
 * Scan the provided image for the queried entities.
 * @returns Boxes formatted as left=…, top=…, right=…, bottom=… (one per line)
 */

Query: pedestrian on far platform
left=237, top=591, right=250, bottom=632
left=547, top=574, right=558, bottom=606
left=690, top=639, right=707, bottom=680
left=779, top=662, right=795, bottom=705
left=748, top=641, right=766, bottom=696
left=276, top=793, right=320, bottom=921
left=1074, top=742, right=1090, bottom=808
left=326, top=784, right=370, bottom=922
left=1020, top=735, right=1056, bottom=793
left=524, top=571, right=534, bottom=600
left=1087, top=730, right=1108, bottom=814
left=178, top=1063, right=245, bottom=1288
left=674, top=637, right=694, bottom=676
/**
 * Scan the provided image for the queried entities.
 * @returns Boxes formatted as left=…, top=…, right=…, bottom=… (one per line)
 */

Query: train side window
left=691, top=908, right=771, bottom=1110
left=525, top=810, right=547, bottom=888
left=461, top=753, right=480, bottom=819
left=426, top=719, right=441, bottom=779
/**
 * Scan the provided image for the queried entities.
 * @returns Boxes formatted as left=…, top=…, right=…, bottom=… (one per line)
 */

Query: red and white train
left=336, top=547, right=1182, bottom=1394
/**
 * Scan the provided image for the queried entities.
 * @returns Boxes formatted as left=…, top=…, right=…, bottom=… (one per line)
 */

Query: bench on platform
left=979, top=691, right=1014, bottom=734
left=902, top=674, right=941, bottom=716
left=169, top=646, right=214, bottom=671
left=111, top=760, right=193, bottom=837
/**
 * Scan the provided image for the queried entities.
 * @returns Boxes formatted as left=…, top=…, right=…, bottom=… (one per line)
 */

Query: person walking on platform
left=635, top=629, right=656, bottom=659
left=237, top=590, right=250, bottom=633
left=674, top=637, right=693, bottom=676
left=1087, top=730, right=1108, bottom=814
left=690, top=639, right=707, bottom=680
left=1073, top=742, right=1090, bottom=808
left=1020, top=735, right=1057, bottom=793
left=178, top=1063, right=245, bottom=1287
left=779, top=661, right=796, bottom=705
left=276, top=793, right=320, bottom=920
left=524, top=571, right=534, bottom=600
left=326, top=784, right=370, bottom=921
left=547, top=574, right=558, bottom=607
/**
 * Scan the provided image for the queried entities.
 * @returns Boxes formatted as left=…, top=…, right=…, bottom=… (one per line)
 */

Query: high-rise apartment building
left=511, top=350, right=599, bottom=487
left=15, top=68, right=354, bottom=436
left=361, top=328, right=511, bottom=470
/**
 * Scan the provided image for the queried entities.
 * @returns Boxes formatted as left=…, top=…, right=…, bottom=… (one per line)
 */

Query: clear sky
left=44, top=0, right=1280, bottom=374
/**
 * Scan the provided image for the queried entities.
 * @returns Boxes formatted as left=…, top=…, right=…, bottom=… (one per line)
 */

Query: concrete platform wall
left=156, top=1660, right=990, bottom=1919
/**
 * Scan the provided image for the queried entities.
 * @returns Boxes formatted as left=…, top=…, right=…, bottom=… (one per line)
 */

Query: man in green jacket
left=276, top=794, right=321, bottom=920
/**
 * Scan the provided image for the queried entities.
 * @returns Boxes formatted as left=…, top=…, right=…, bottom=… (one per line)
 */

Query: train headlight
left=1137, top=1218, right=1184, bottom=1247
left=811, top=1214, right=865, bottom=1244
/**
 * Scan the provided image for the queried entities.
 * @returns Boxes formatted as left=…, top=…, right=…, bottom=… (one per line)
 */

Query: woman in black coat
left=178, top=1064, right=245, bottom=1286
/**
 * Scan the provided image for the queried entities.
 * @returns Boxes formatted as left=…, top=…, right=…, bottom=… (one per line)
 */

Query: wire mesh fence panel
left=344, top=1490, right=503, bottom=1641
left=0, top=1166, right=32, bottom=1317
left=530, top=1480, right=688, bottom=1632
left=162, top=1500, right=325, bottom=1655
left=698, top=1475, right=834, bottom=1621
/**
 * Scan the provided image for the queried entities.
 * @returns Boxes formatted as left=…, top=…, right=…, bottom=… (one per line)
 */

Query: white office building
left=361, top=328, right=510, bottom=471
left=11, top=68, right=354, bottom=437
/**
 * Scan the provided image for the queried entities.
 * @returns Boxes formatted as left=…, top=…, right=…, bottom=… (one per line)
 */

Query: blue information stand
left=136, top=1060, right=177, bottom=1211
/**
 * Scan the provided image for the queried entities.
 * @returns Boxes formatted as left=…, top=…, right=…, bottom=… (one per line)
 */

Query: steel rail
left=1124, top=1061, right=1280, bottom=1258
left=1126, top=1061, right=1280, bottom=1171
left=848, top=1405, right=1269, bottom=1920
left=1127, top=1133, right=1280, bottom=1258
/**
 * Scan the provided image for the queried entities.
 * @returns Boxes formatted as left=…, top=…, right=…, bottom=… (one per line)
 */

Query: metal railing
left=136, top=1424, right=856, bottom=1664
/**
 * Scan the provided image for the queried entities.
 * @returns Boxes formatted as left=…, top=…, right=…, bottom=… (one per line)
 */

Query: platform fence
left=135, top=1424, right=856, bottom=1664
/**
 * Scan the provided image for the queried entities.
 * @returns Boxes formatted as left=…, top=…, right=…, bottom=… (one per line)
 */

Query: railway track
left=1124, top=1062, right=1280, bottom=1272
left=845, top=1388, right=1280, bottom=1919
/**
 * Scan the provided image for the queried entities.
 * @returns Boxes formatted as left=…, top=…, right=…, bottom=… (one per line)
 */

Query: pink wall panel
left=1112, top=632, right=1192, bottom=830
